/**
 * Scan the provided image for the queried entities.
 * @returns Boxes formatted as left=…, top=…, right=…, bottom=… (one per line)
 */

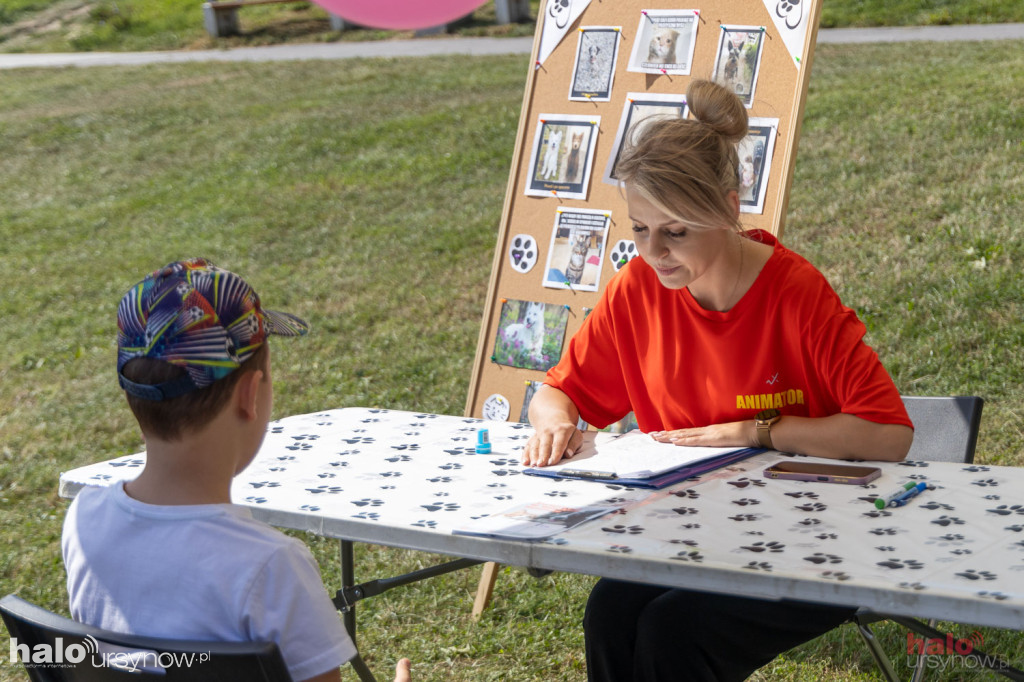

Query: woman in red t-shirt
left=523, top=79, right=913, bottom=682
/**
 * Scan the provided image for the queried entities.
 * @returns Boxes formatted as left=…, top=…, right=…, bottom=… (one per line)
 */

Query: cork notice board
left=466, top=0, right=823, bottom=423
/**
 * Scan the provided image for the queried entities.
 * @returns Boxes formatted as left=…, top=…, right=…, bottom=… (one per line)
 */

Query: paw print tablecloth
left=60, top=408, right=1024, bottom=629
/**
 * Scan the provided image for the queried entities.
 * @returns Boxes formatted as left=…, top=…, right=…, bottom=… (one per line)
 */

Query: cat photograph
left=627, top=10, right=698, bottom=75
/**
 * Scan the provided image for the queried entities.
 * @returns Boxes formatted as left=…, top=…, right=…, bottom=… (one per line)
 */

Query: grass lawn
left=1, top=38, right=1023, bottom=680
left=2, top=0, right=1024, bottom=53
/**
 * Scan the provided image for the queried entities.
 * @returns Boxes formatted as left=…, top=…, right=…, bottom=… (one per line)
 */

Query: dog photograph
left=602, top=93, right=687, bottom=185
left=569, top=26, right=621, bottom=102
left=738, top=118, right=778, bottom=214
left=543, top=208, right=609, bottom=292
left=627, top=9, right=698, bottom=75
left=712, top=26, right=766, bottom=108
left=526, top=114, right=600, bottom=200
left=493, top=299, right=570, bottom=372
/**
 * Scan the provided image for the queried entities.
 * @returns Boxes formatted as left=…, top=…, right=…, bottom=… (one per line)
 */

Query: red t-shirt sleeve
left=545, top=276, right=633, bottom=429
left=791, top=265, right=912, bottom=428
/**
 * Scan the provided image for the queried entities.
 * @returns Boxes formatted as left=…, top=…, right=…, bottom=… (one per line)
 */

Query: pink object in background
left=314, top=0, right=488, bottom=30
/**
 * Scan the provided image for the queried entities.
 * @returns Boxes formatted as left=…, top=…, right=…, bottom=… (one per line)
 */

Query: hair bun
left=686, top=79, right=748, bottom=145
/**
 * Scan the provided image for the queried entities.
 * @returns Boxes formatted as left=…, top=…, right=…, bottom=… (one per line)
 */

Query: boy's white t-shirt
left=62, top=483, right=356, bottom=682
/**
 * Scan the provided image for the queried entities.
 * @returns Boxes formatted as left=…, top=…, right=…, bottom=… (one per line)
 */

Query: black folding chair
left=0, top=593, right=379, bottom=681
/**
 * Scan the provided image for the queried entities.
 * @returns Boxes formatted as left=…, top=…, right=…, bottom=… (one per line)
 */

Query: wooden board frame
left=465, top=0, right=823, bottom=422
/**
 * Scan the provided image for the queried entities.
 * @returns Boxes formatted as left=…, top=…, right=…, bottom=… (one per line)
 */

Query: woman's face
left=626, top=184, right=733, bottom=291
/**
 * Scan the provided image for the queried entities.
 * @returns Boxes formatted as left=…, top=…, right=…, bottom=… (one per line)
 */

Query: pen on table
left=873, top=481, right=916, bottom=510
left=558, top=469, right=619, bottom=480
left=888, top=482, right=928, bottom=508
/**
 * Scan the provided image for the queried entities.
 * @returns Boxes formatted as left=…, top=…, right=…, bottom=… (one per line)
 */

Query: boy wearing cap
left=61, top=258, right=410, bottom=682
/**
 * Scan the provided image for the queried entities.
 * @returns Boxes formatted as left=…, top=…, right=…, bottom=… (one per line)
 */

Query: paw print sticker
left=741, top=541, right=785, bottom=553
left=877, top=558, right=924, bottom=570
left=987, top=504, right=1024, bottom=516
left=412, top=520, right=438, bottom=528
left=743, top=561, right=773, bottom=572
left=956, top=569, right=996, bottom=581
left=728, top=514, right=761, bottom=522
left=609, top=240, right=638, bottom=271
left=351, top=498, right=383, bottom=507
left=421, top=502, right=460, bottom=512
left=341, top=436, right=374, bottom=445
left=672, top=489, right=701, bottom=499
left=775, top=0, right=803, bottom=30
left=601, top=525, right=644, bottom=535
left=899, top=582, right=927, bottom=590
left=732, top=498, right=761, bottom=507
left=509, top=234, right=539, bottom=273
left=727, top=477, right=766, bottom=489
left=672, top=507, right=699, bottom=516
left=822, top=571, right=851, bottom=581
left=804, top=553, right=842, bottom=565
left=794, top=502, right=827, bottom=512
left=670, top=550, right=704, bottom=562
left=931, top=515, right=965, bottom=527
left=606, top=545, right=633, bottom=554
left=306, top=485, right=343, bottom=495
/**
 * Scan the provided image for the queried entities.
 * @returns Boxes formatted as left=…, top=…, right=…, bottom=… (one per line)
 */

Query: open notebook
left=523, top=431, right=761, bottom=488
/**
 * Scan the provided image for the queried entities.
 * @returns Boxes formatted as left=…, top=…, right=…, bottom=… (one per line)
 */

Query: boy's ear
left=234, top=369, right=264, bottom=422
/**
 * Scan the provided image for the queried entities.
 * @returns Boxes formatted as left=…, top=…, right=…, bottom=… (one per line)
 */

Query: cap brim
left=263, top=309, right=310, bottom=337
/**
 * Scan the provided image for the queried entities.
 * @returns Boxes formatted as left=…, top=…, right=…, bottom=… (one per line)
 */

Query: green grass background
left=1, top=15, right=1024, bottom=682
left=2, top=0, right=1024, bottom=53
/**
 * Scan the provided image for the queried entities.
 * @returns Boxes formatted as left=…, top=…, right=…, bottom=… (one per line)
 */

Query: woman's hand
left=522, top=384, right=584, bottom=467
left=522, top=421, right=583, bottom=467
left=650, top=421, right=756, bottom=448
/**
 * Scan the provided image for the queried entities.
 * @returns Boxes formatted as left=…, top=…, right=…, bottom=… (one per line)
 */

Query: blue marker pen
left=873, top=481, right=916, bottom=510
left=888, top=482, right=928, bottom=508
left=476, top=428, right=492, bottom=454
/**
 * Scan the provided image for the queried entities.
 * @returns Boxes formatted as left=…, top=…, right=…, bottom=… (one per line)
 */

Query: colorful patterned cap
left=117, top=258, right=309, bottom=401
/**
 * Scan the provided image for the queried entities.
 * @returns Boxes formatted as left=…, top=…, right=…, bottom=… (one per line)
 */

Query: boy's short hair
left=115, top=258, right=308, bottom=439
left=122, top=344, right=268, bottom=440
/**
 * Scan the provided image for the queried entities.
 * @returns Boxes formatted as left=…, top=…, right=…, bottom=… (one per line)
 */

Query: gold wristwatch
left=755, top=409, right=782, bottom=450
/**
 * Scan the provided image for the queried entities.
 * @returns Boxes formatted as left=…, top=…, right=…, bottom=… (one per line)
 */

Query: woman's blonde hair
left=615, top=79, right=748, bottom=231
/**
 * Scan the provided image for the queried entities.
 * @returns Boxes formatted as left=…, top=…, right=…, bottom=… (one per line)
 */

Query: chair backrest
left=0, top=594, right=293, bottom=682
left=901, top=395, right=983, bottom=464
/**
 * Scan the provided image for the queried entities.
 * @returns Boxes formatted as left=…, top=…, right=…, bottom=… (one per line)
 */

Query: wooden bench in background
left=202, top=0, right=531, bottom=38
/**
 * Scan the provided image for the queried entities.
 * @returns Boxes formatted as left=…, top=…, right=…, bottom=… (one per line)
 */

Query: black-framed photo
left=492, top=299, right=570, bottom=371
left=712, top=25, right=766, bottom=108
left=626, top=9, right=699, bottom=76
left=569, top=27, right=622, bottom=102
left=602, top=93, right=687, bottom=186
left=542, top=207, right=610, bottom=292
left=738, top=118, right=778, bottom=214
left=526, top=114, right=600, bottom=200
